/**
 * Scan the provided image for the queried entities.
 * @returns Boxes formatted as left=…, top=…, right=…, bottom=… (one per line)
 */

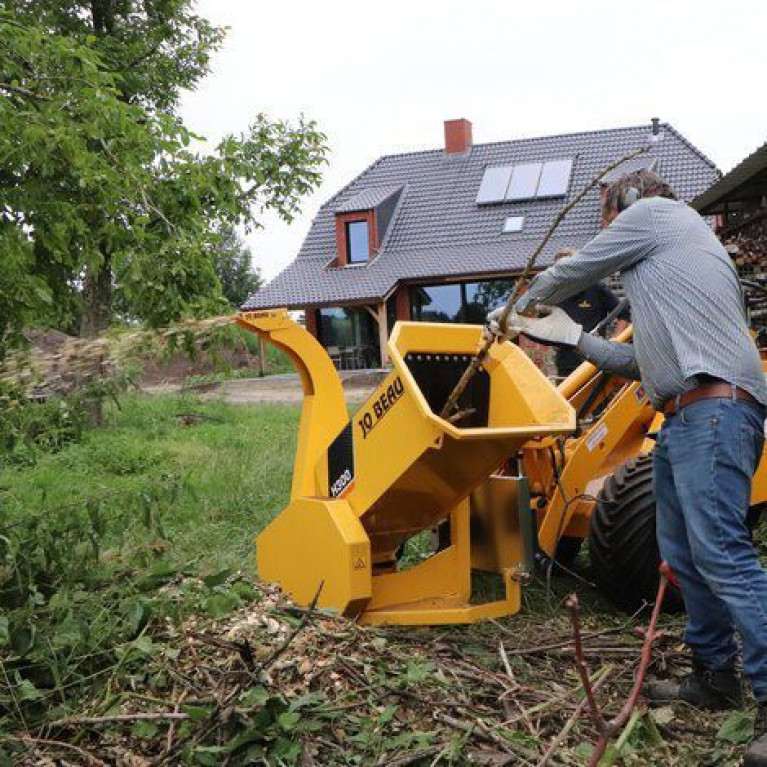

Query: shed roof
left=692, top=142, right=767, bottom=214
left=335, top=184, right=403, bottom=213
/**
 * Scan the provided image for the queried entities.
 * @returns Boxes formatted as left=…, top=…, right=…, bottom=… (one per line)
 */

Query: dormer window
left=346, top=219, right=370, bottom=263
left=333, top=184, right=403, bottom=268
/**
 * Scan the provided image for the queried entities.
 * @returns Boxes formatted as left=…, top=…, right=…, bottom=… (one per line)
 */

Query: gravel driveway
left=145, top=370, right=387, bottom=406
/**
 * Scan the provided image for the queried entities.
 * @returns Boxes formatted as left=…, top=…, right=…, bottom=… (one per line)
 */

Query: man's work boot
left=643, top=663, right=744, bottom=710
left=744, top=702, right=767, bottom=767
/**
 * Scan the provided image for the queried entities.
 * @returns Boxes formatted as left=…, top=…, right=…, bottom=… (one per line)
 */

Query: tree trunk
left=79, top=254, right=112, bottom=427
left=80, top=254, right=112, bottom=338
left=91, top=0, right=116, bottom=35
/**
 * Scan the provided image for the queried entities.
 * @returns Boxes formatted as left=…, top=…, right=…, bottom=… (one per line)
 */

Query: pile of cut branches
left=1, top=578, right=755, bottom=765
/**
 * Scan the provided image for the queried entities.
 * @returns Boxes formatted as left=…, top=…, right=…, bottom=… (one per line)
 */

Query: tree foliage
left=212, top=226, right=263, bottom=309
left=0, top=2, right=327, bottom=350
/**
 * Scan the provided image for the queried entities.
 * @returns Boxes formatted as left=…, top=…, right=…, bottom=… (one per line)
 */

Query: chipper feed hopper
left=237, top=309, right=575, bottom=625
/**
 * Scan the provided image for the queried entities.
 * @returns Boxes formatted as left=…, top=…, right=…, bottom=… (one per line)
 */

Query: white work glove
left=514, top=306, right=583, bottom=349
left=484, top=306, right=522, bottom=342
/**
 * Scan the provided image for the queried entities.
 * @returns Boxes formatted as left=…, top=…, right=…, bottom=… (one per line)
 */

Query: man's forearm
left=517, top=200, right=657, bottom=313
left=576, top=333, right=641, bottom=381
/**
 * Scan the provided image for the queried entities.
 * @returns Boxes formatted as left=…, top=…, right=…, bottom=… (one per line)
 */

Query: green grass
left=0, top=394, right=302, bottom=740
left=1, top=393, right=764, bottom=764
left=0, top=393, right=299, bottom=573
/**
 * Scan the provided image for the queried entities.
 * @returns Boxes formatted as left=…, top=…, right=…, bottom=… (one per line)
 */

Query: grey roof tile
left=244, top=122, right=719, bottom=310
left=335, top=184, right=403, bottom=213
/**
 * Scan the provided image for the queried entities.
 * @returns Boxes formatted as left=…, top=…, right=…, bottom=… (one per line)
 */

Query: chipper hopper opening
left=238, top=309, right=575, bottom=625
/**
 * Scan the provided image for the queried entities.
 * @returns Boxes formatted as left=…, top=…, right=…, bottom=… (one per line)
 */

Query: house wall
left=305, top=308, right=319, bottom=338
left=394, top=286, right=410, bottom=321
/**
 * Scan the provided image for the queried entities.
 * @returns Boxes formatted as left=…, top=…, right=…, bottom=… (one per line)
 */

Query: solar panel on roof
left=537, top=159, right=573, bottom=197
left=476, top=166, right=513, bottom=204
left=506, top=162, right=543, bottom=201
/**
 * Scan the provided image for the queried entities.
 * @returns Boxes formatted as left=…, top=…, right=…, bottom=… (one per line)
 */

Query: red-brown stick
left=587, top=571, right=669, bottom=766
left=565, top=594, right=608, bottom=734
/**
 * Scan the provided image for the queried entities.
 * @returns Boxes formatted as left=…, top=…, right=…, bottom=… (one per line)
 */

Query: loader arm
left=524, top=323, right=767, bottom=557
left=521, top=325, right=657, bottom=556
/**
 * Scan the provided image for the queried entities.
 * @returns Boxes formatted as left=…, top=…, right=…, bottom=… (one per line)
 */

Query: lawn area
left=0, top=393, right=299, bottom=573
left=0, top=394, right=762, bottom=765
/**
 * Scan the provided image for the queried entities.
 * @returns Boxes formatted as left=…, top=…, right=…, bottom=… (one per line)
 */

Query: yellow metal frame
left=360, top=499, right=521, bottom=625
left=237, top=310, right=348, bottom=499
left=239, top=309, right=574, bottom=625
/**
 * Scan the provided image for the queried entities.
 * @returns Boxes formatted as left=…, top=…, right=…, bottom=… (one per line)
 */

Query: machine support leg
left=516, top=475, right=536, bottom=576
left=376, top=303, right=389, bottom=367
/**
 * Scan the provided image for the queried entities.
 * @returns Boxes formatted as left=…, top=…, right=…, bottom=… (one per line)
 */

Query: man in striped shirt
left=488, top=169, right=767, bottom=765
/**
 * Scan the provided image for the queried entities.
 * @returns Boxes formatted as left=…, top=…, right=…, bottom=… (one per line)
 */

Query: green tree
left=0, top=2, right=327, bottom=350
left=212, top=226, right=263, bottom=310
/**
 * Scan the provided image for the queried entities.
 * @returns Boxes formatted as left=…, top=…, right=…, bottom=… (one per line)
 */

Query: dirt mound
left=24, top=327, right=73, bottom=355
left=140, top=345, right=259, bottom=387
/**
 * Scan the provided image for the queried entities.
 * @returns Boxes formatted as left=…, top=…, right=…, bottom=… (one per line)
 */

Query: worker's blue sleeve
left=516, top=199, right=658, bottom=312
left=576, top=334, right=642, bottom=381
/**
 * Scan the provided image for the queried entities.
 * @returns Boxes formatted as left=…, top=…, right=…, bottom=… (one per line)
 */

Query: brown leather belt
left=663, top=382, right=758, bottom=417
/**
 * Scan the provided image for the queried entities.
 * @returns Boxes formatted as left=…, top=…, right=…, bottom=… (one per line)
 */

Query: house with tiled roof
left=244, top=119, right=719, bottom=367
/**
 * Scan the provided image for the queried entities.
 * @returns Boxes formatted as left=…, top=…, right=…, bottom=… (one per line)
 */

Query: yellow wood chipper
left=238, top=309, right=767, bottom=625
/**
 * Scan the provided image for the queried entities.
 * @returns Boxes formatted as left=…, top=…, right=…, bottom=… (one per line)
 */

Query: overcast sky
left=180, top=0, right=767, bottom=280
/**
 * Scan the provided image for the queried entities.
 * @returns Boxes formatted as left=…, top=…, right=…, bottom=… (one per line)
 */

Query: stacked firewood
left=723, top=228, right=767, bottom=332
left=724, top=234, right=767, bottom=269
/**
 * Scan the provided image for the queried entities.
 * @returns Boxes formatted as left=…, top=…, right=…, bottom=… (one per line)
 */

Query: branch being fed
left=438, top=144, right=651, bottom=421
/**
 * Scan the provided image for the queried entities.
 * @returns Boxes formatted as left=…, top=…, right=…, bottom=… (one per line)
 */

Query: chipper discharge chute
left=237, top=309, right=575, bottom=625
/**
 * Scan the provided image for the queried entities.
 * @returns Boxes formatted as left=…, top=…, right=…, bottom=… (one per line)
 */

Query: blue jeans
left=654, top=397, right=767, bottom=702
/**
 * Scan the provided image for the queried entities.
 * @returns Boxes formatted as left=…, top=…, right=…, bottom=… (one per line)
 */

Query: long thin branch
left=434, top=711, right=539, bottom=762
left=537, top=665, right=613, bottom=767
left=0, top=82, right=50, bottom=101
left=124, top=40, right=163, bottom=71
left=565, top=594, right=608, bottom=733
left=0, top=735, right=107, bottom=766
left=560, top=568, right=670, bottom=767
left=52, top=711, right=191, bottom=727
left=438, top=144, right=651, bottom=420
left=588, top=572, right=669, bottom=765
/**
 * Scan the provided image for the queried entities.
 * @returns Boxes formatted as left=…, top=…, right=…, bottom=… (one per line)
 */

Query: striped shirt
left=516, top=197, right=767, bottom=410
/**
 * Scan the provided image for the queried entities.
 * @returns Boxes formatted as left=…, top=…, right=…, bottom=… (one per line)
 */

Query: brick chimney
left=444, top=118, right=473, bottom=154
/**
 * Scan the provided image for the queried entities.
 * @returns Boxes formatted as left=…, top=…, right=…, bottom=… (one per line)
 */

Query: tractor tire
left=551, top=536, right=583, bottom=575
left=589, top=455, right=684, bottom=613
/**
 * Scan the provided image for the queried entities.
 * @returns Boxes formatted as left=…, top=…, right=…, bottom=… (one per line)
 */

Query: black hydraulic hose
left=591, top=297, right=630, bottom=338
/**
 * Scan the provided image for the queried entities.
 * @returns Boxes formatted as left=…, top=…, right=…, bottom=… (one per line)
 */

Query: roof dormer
left=333, top=185, right=402, bottom=267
